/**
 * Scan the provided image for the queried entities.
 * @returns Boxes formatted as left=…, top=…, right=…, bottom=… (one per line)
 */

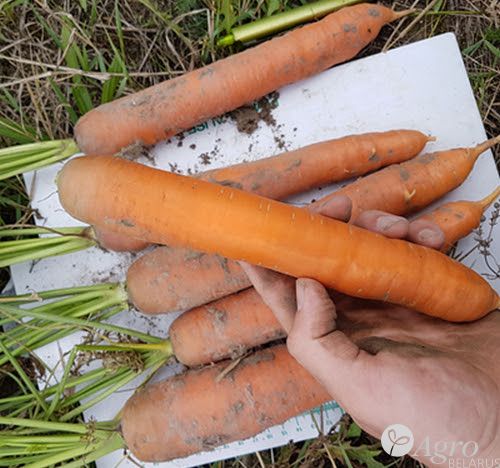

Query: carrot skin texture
left=415, top=186, right=500, bottom=252
left=127, top=129, right=431, bottom=313
left=95, top=129, right=430, bottom=253
left=199, top=130, right=432, bottom=198
left=170, top=288, right=283, bottom=366
left=74, top=4, right=402, bottom=155
left=127, top=246, right=250, bottom=313
left=57, top=155, right=499, bottom=321
left=312, top=139, right=498, bottom=220
left=92, top=225, right=151, bottom=252
left=121, top=345, right=330, bottom=462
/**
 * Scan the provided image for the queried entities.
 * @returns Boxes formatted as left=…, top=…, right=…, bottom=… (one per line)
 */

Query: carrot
left=121, top=344, right=330, bottom=462
left=413, top=186, right=500, bottom=252
left=127, top=129, right=432, bottom=312
left=311, top=137, right=500, bottom=220
left=170, top=287, right=283, bottom=367
left=97, top=129, right=430, bottom=252
left=199, top=130, right=432, bottom=198
left=127, top=246, right=250, bottom=313
left=74, top=4, right=410, bottom=155
left=171, top=185, right=500, bottom=367
left=92, top=225, right=151, bottom=252
left=57, top=152, right=500, bottom=321
left=126, top=137, right=496, bottom=315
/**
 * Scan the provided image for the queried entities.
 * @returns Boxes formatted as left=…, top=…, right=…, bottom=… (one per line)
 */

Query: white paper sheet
left=11, top=32, right=499, bottom=467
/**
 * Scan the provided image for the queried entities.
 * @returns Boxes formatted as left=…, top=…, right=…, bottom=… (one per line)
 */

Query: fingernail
left=417, top=228, right=441, bottom=244
left=376, top=215, right=404, bottom=232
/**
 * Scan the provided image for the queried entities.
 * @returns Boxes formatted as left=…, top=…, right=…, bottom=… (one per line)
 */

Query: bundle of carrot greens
left=1, top=2, right=499, bottom=466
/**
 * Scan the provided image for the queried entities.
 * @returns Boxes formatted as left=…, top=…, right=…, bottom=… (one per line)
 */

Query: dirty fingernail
left=417, top=228, right=441, bottom=244
left=376, top=215, right=404, bottom=231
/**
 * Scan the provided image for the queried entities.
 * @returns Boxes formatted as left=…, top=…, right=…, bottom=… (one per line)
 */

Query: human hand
left=241, top=195, right=500, bottom=466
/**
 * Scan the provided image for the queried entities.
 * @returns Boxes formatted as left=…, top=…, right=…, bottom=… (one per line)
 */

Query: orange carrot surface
left=127, top=246, right=249, bottom=313
left=126, top=137, right=497, bottom=316
left=74, top=4, right=407, bottom=155
left=198, top=130, right=432, bottom=198
left=97, top=129, right=430, bottom=252
left=414, top=186, right=500, bottom=252
left=311, top=137, right=500, bottom=220
left=57, top=154, right=499, bottom=321
left=170, top=287, right=283, bottom=366
left=121, top=345, right=329, bottom=462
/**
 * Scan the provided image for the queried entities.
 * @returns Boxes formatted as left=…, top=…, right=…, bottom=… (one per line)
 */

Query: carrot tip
left=427, top=135, right=437, bottom=142
left=391, top=8, right=416, bottom=21
left=479, top=186, right=500, bottom=210
left=471, top=134, right=500, bottom=159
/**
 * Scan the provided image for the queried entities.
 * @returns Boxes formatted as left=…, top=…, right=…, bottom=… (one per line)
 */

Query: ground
left=0, top=0, right=498, bottom=466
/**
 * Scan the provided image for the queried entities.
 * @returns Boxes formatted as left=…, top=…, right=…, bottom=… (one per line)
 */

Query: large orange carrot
left=57, top=154, right=499, bottom=321
left=126, top=138, right=497, bottom=315
left=127, top=129, right=431, bottom=312
left=170, top=287, right=283, bottom=367
left=74, top=4, right=409, bottom=155
left=97, top=129, right=430, bottom=252
left=413, top=186, right=500, bottom=252
left=122, top=345, right=330, bottom=462
left=311, top=137, right=500, bottom=220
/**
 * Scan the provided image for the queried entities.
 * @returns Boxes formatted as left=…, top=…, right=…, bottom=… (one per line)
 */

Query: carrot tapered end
left=390, top=9, right=416, bottom=21
left=478, top=186, right=500, bottom=210
left=470, top=135, right=500, bottom=160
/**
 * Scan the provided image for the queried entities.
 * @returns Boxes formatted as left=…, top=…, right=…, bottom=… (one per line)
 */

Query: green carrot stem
left=0, top=340, right=49, bottom=413
left=60, top=351, right=167, bottom=410
left=0, top=281, right=117, bottom=304
left=0, top=435, right=85, bottom=444
left=0, top=225, right=87, bottom=238
left=0, top=139, right=67, bottom=158
left=60, top=372, right=140, bottom=421
left=0, top=305, right=123, bottom=366
left=0, top=148, right=60, bottom=171
left=1, top=305, right=165, bottom=345
left=0, top=235, right=82, bottom=254
left=60, top=432, right=124, bottom=468
left=76, top=340, right=172, bottom=354
left=0, top=139, right=78, bottom=181
left=0, top=237, right=95, bottom=267
left=23, top=432, right=124, bottom=468
left=0, top=417, right=92, bottom=433
left=1, top=294, right=123, bottom=343
left=46, top=347, right=77, bottom=419
left=217, top=0, right=361, bottom=46
left=0, top=140, right=63, bottom=161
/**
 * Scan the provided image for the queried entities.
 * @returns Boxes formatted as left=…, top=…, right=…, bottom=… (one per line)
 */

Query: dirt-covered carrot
left=170, top=287, right=283, bottom=366
left=127, top=129, right=432, bottom=312
left=57, top=152, right=499, bottom=321
left=74, top=4, right=410, bottom=155
left=199, top=130, right=432, bottom=198
left=127, top=246, right=250, bottom=313
left=126, top=138, right=497, bottom=315
left=121, top=344, right=330, bottom=462
left=311, top=137, right=500, bottom=220
left=96, top=129, right=432, bottom=252
left=97, top=129, right=430, bottom=252
left=413, top=186, right=500, bottom=252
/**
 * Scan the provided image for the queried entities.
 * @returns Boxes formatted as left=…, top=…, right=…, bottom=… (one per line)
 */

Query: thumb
left=287, top=278, right=375, bottom=408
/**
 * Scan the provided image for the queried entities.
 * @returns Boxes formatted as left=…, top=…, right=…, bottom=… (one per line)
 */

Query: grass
left=0, top=0, right=498, bottom=466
